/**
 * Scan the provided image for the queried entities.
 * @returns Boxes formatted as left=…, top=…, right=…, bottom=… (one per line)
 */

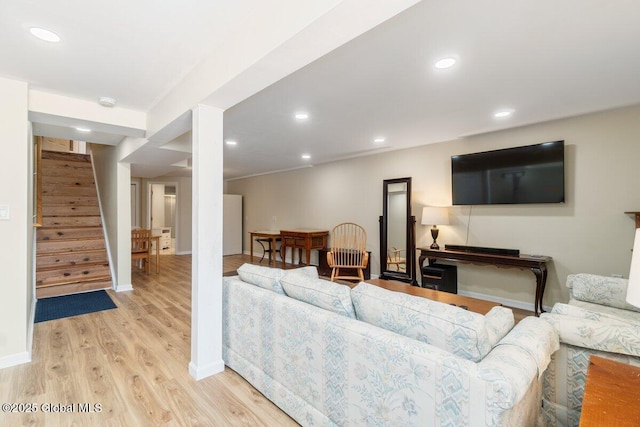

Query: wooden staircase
left=36, top=150, right=112, bottom=298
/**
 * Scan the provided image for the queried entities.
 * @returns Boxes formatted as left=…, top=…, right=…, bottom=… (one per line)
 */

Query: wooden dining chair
left=327, top=222, right=368, bottom=282
left=131, top=229, right=152, bottom=274
left=387, top=247, right=407, bottom=272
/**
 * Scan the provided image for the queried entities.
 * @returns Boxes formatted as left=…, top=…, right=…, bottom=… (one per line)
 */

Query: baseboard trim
left=457, top=289, right=551, bottom=313
left=189, top=359, right=225, bottom=380
left=176, top=251, right=192, bottom=255
left=115, top=283, right=133, bottom=292
left=27, top=297, right=36, bottom=361
left=0, top=351, right=31, bottom=370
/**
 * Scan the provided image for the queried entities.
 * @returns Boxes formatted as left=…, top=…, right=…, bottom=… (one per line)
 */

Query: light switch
left=0, top=204, right=9, bottom=220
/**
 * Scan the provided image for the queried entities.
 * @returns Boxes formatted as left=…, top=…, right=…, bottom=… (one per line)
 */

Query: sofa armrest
left=567, top=273, right=640, bottom=312
left=476, top=317, right=559, bottom=409
left=541, top=303, right=640, bottom=357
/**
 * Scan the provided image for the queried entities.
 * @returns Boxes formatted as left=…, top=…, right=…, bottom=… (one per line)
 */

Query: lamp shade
left=627, top=228, right=640, bottom=307
left=421, top=206, right=449, bottom=226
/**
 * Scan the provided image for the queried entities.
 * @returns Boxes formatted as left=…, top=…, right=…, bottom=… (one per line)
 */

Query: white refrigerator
left=223, top=194, right=243, bottom=255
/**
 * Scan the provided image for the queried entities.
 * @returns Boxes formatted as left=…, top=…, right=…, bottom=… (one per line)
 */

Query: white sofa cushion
left=280, top=269, right=355, bottom=318
left=542, top=302, right=640, bottom=357
left=293, top=265, right=320, bottom=279
left=568, top=273, right=640, bottom=312
left=351, top=282, right=514, bottom=362
left=237, top=263, right=286, bottom=294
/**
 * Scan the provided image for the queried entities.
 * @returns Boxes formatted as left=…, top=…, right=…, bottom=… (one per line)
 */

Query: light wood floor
left=0, top=254, right=299, bottom=427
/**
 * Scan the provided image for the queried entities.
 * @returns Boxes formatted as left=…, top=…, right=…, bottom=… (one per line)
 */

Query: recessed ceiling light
left=29, top=27, right=61, bottom=43
left=434, top=57, right=456, bottom=69
left=225, top=140, right=237, bottom=146
left=295, top=112, right=309, bottom=120
left=374, top=137, right=386, bottom=143
left=75, top=127, right=91, bottom=133
left=301, top=154, right=311, bottom=160
left=494, top=110, right=514, bottom=118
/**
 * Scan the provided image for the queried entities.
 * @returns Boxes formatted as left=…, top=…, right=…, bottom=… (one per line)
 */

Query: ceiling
left=2, top=0, right=640, bottom=180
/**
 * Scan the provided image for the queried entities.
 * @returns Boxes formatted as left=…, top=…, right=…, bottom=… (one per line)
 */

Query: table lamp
left=421, top=206, right=449, bottom=250
left=626, top=228, right=640, bottom=307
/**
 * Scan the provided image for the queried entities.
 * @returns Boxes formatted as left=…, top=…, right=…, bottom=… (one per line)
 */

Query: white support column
left=189, top=105, right=224, bottom=380
left=115, top=161, right=132, bottom=291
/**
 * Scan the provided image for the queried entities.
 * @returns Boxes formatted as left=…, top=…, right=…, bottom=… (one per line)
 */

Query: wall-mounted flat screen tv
left=451, top=140, right=565, bottom=205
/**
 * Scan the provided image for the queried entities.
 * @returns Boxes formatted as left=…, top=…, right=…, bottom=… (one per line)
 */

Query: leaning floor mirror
left=379, top=177, right=416, bottom=284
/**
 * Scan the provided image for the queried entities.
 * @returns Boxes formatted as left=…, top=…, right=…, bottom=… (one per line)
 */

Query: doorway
left=147, top=181, right=179, bottom=255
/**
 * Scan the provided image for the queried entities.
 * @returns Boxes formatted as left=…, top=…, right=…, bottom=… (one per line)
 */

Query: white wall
left=223, top=194, right=243, bottom=255
left=134, top=176, right=192, bottom=254
left=227, top=105, right=640, bottom=310
left=91, top=144, right=132, bottom=291
left=176, top=177, right=192, bottom=254
left=150, top=183, right=166, bottom=229
left=0, top=77, right=30, bottom=367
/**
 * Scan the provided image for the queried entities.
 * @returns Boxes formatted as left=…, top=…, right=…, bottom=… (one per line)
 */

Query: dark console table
left=417, top=247, right=552, bottom=316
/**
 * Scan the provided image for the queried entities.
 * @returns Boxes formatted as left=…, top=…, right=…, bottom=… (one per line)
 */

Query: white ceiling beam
left=146, top=0, right=420, bottom=137
left=29, top=90, right=146, bottom=130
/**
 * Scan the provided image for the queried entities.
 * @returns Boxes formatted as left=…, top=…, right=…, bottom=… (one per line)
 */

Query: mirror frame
left=379, top=177, right=416, bottom=284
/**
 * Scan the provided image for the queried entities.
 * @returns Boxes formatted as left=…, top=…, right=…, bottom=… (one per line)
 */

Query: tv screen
left=451, top=141, right=565, bottom=205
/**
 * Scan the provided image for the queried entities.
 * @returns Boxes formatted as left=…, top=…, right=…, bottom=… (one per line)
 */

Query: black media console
left=418, top=247, right=552, bottom=316
left=444, top=244, right=520, bottom=257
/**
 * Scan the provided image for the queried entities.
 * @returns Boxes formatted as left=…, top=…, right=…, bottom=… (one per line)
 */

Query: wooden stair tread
left=36, top=260, right=109, bottom=272
left=36, top=264, right=111, bottom=285
left=38, top=225, right=103, bottom=229
left=36, top=250, right=108, bottom=270
left=41, top=217, right=103, bottom=227
left=36, top=246, right=107, bottom=255
left=42, top=197, right=98, bottom=206
left=36, top=280, right=112, bottom=299
left=36, top=275, right=112, bottom=288
left=37, top=235, right=105, bottom=242
left=36, top=248, right=106, bottom=254
left=42, top=212, right=101, bottom=217
left=37, top=237, right=106, bottom=243
left=36, top=249, right=107, bottom=258
left=41, top=150, right=91, bottom=162
left=40, top=217, right=101, bottom=219
left=41, top=186, right=97, bottom=195
left=41, top=170, right=92, bottom=175
left=38, top=224, right=103, bottom=229
left=38, top=225, right=103, bottom=228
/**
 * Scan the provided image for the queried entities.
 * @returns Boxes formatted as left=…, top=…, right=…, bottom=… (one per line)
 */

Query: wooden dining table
left=249, top=230, right=281, bottom=264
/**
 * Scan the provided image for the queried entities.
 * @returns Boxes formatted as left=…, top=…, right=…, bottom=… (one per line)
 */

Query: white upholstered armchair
left=540, top=274, right=640, bottom=427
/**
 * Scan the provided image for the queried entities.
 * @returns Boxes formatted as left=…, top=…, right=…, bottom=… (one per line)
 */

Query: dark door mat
left=35, top=290, right=117, bottom=323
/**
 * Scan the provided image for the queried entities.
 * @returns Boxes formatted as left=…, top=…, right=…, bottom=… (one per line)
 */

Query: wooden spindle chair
left=327, top=222, right=368, bottom=282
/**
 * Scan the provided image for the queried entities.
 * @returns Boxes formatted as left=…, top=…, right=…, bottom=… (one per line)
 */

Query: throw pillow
left=280, top=269, right=355, bottom=318
left=351, top=282, right=513, bottom=362
left=237, top=263, right=286, bottom=294
left=568, top=274, right=640, bottom=313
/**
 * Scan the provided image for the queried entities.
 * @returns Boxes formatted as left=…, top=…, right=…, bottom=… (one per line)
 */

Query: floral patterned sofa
left=540, top=274, right=640, bottom=427
left=223, top=264, right=559, bottom=426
